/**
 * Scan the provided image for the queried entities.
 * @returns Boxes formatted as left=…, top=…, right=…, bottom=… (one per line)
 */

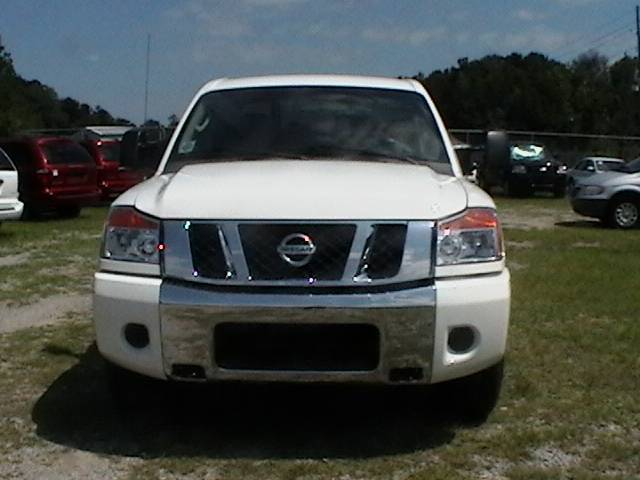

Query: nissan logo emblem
left=277, top=233, right=316, bottom=267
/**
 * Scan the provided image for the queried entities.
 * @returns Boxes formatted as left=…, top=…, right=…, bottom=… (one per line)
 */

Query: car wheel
left=20, top=203, right=39, bottom=220
left=445, top=360, right=504, bottom=425
left=608, top=197, right=640, bottom=229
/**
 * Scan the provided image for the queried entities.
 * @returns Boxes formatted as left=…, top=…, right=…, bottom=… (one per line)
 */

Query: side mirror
left=586, top=165, right=595, bottom=172
left=485, top=131, right=510, bottom=171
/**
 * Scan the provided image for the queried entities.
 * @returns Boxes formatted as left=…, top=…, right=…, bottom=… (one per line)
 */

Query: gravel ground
left=0, top=294, right=91, bottom=334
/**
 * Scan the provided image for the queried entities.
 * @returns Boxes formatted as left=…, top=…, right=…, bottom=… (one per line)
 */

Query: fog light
left=124, top=323, right=149, bottom=349
left=448, top=326, right=475, bottom=353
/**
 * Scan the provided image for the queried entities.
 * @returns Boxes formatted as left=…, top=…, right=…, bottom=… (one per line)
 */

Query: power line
left=547, top=13, right=628, bottom=57
left=558, top=27, right=633, bottom=61
left=555, top=24, right=632, bottom=60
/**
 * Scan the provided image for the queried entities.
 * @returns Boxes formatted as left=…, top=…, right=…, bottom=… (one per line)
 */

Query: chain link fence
left=450, top=129, right=640, bottom=166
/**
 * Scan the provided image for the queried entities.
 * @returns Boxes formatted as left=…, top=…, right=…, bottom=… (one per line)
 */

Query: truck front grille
left=163, top=220, right=434, bottom=287
left=239, top=223, right=355, bottom=281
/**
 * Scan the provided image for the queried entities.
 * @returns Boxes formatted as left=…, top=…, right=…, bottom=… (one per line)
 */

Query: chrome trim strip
left=217, top=225, right=236, bottom=279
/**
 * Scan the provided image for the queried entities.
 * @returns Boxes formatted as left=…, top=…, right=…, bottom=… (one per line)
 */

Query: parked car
left=0, top=147, right=24, bottom=225
left=566, top=156, right=625, bottom=192
left=95, top=75, right=512, bottom=422
left=478, top=143, right=567, bottom=197
left=119, top=126, right=173, bottom=179
left=570, top=157, right=640, bottom=228
left=0, top=137, right=100, bottom=218
left=80, top=139, right=144, bottom=201
left=451, top=138, right=484, bottom=184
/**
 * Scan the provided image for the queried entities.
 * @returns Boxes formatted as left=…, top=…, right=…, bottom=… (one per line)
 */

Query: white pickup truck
left=94, top=75, right=510, bottom=421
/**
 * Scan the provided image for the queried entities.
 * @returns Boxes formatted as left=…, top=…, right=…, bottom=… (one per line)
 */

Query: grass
left=1, top=199, right=640, bottom=479
left=0, top=207, right=107, bottom=304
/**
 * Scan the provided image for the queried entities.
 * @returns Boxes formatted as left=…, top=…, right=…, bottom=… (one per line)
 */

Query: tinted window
left=99, top=143, right=121, bottom=162
left=166, top=87, right=449, bottom=174
left=574, top=160, right=586, bottom=170
left=0, top=143, right=33, bottom=170
left=42, top=142, right=93, bottom=165
left=597, top=160, right=623, bottom=171
left=0, top=148, right=15, bottom=171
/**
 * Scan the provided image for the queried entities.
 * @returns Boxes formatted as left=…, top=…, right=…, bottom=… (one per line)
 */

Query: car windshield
left=164, top=86, right=451, bottom=174
left=510, top=144, right=546, bottom=162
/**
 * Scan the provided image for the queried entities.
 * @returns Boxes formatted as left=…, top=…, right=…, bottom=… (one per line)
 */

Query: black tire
left=445, top=360, right=504, bottom=424
left=20, top=203, right=39, bottom=220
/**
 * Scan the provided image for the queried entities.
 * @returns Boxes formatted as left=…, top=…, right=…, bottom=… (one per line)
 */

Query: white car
left=94, top=75, right=511, bottom=421
left=0, top=147, right=23, bottom=224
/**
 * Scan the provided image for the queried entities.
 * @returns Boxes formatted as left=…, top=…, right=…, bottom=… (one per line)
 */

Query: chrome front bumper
left=160, top=280, right=436, bottom=384
left=94, top=270, right=509, bottom=385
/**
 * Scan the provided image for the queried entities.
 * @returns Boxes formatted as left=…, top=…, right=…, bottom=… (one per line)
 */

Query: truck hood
left=131, top=160, right=468, bottom=220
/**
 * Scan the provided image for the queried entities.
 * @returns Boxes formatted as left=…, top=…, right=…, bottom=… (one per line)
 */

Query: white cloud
left=243, top=0, right=307, bottom=7
left=513, top=9, right=546, bottom=21
left=478, top=26, right=569, bottom=52
left=362, top=26, right=447, bottom=46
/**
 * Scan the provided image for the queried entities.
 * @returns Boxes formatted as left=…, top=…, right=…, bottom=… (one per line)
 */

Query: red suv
left=81, top=139, right=143, bottom=201
left=0, top=137, right=100, bottom=218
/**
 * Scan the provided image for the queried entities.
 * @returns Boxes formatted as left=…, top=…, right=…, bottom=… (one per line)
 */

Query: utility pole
left=143, top=34, right=151, bottom=123
left=634, top=6, right=640, bottom=92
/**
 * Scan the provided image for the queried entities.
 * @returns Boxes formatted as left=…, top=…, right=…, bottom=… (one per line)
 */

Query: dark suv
left=80, top=139, right=143, bottom=201
left=478, top=143, right=567, bottom=197
left=0, top=137, right=100, bottom=217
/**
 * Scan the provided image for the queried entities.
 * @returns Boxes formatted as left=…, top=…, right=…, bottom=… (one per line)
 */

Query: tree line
left=417, top=52, right=640, bottom=137
left=2, top=38, right=640, bottom=138
left=0, top=40, right=133, bottom=137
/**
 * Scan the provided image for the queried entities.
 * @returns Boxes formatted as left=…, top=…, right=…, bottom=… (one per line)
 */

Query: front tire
left=607, top=197, right=639, bottom=229
left=445, top=360, right=504, bottom=424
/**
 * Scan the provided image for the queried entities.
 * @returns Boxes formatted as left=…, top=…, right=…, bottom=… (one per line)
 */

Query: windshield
left=510, top=144, right=547, bottom=162
left=164, top=87, right=451, bottom=174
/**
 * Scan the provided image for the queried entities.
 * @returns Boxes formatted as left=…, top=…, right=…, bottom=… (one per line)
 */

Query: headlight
left=581, top=185, right=604, bottom=196
left=102, top=207, right=162, bottom=263
left=511, top=164, right=527, bottom=174
left=557, top=165, right=568, bottom=174
left=437, top=208, right=503, bottom=266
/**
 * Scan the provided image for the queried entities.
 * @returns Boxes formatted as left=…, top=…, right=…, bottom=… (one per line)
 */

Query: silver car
left=570, top=158, right=640, bottom=228
left=566, top=156, right=625, bottom=191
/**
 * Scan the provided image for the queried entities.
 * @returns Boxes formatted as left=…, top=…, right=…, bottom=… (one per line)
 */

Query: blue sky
left=1, top=0, right=637, bottom=124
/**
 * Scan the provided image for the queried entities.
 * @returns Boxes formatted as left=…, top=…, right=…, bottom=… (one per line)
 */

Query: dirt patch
left=499, top=208, right=584, bottom=230
left=528, top=446, right=581, bottom=470
left=505, top=240, right=536, bottom=249
left=0, top=253, right=30, bottom=268
left=0, top=294, right=91, bottom=334
left=507, top=260, right=528, bottom=271
left=572, top=241, right=601, bottom=248
left=0, top=445, right=138, bottom=480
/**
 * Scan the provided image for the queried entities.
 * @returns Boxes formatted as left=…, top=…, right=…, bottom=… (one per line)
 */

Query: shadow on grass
left=32, top=344, right=457, bottom=459
left=555, top=220, right=603, bottom=229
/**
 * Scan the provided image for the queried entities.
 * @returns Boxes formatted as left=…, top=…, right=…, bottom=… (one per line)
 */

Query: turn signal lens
left=437, top=209, right=503, bottom=265
left=102, top=207, right=161, bottom=263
